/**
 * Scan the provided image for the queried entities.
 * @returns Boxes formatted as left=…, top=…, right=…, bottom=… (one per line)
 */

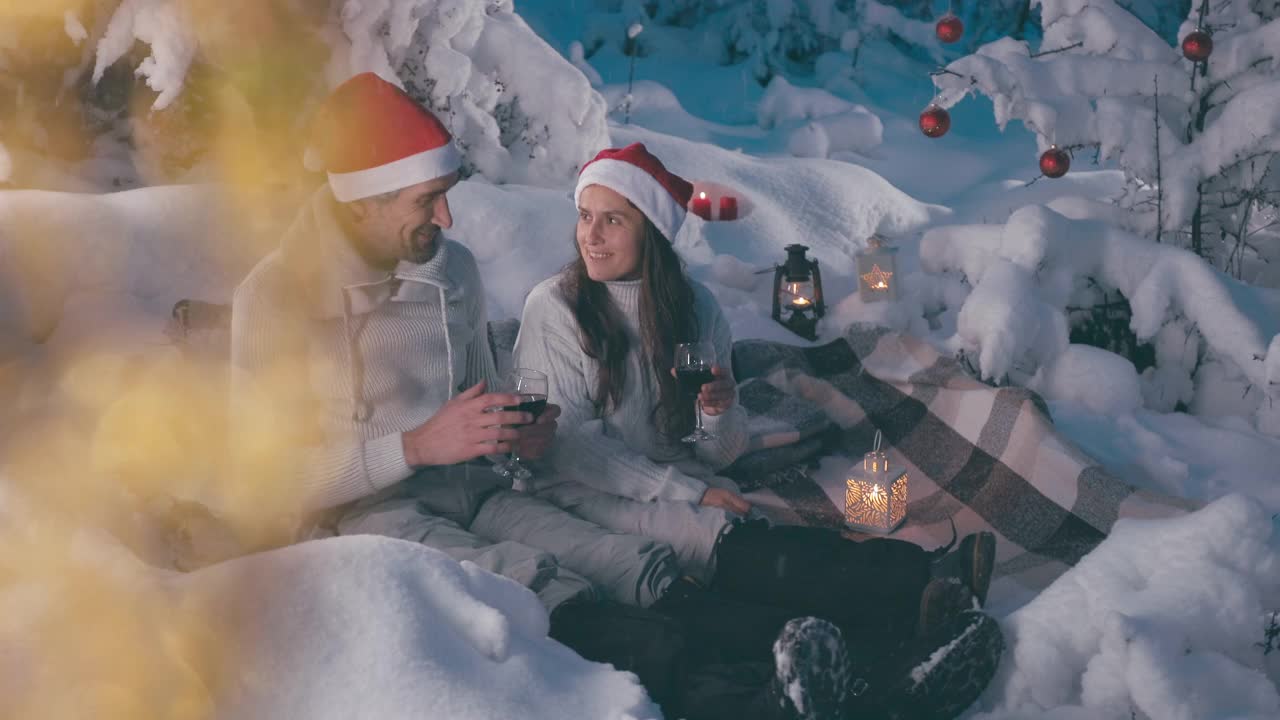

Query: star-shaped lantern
left=856, top=236, right=900, bottom=302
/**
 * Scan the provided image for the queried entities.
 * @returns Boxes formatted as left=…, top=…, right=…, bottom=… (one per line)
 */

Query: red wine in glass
left=674, top=341, right=717, bottom=443
left=505, top=394, right=548, bottom=419
left=676, top=366, right=714, bottom=398
left=493, top=369, right=548, bottom=486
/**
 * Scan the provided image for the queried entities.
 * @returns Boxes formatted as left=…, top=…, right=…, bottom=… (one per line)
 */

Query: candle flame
left=869, top=484, right=883, bottom=500
left=699, top=191, right=707, bottom=200
left=792, top=297, right=810, bottom=307
left=861, top=264, right=894, bottom=293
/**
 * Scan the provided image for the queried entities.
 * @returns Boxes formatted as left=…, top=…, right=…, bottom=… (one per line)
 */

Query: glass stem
left=696, top=398, right=705, bottom=432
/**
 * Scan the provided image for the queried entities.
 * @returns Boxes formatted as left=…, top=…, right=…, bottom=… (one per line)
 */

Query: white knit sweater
left=230, top=185, right=499, bottom=511
left=513, top=273, right=748, bottom=503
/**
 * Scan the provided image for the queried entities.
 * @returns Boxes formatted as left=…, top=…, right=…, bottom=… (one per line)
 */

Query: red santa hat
left=305, top=72, right=461, bottom=202
left=574, top=143, right=693, bottom=242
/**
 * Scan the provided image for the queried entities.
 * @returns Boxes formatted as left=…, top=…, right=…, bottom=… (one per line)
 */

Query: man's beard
left=405, top=225, right=439, bottom=263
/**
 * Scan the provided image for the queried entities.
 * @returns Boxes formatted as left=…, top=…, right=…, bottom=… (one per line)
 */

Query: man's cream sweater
left=230, top=186, right=498, bottom=511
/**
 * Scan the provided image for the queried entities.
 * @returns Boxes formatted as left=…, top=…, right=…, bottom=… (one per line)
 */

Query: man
left=229, top=70, right=681, bottom=613
left=229, top=72, right=860, bottom=720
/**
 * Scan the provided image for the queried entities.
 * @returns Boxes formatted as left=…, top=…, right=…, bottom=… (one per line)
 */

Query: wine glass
left=491, top=368, right=549, bottom=486
left=674, top=341, right=717, bottom=443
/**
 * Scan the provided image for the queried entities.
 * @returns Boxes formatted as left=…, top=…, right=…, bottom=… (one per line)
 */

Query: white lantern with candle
left=845, top=430, right=908, bottom=534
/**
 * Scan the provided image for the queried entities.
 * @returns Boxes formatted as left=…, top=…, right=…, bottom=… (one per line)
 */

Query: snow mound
left=1030, top=344, right=1142, bottom=416
left=0, top=185, right=275, bottom=350
left=0, top=507, right=659, bottom=720
left=978, top=494, right=1280, bottom=719
left=184, top=536, right=659, bottom=720
left=758, top=76, right=883, bottom=159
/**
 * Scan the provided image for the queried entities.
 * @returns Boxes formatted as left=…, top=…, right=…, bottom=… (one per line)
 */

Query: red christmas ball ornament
left=919, top=105, right=951, bottom=138
left=936, top=14, right=964, bottom=44
left=1181, top=29, right=1213, bottom=62
left=1039, top=146, right=1070, bottom=178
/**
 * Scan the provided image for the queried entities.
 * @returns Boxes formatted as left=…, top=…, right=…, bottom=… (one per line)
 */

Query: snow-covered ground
left=1, top=1, right=1277, bottom=718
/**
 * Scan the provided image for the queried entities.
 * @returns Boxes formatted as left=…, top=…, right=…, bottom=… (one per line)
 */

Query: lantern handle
left=873, top=429, right=882, bottom=452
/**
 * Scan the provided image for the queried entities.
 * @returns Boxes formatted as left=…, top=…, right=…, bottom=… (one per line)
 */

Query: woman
left=514, top=143, right=1002, bottom=716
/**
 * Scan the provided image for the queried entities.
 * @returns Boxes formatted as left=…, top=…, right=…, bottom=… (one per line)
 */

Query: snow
left=63, top=11, right=88, bottom=46
left=569, top=40, right=604, bottom=87
left=933, top=0, right=1280, bottom=278
left=2, top=0, right=1278, bottom=718
left=974, top=494, right=1279, bottom=719
left=92, top=0, right=197, bottom=111
left=186, top=536, right=658, bottom=720
left=1029, top=344, right=1143, bottom=416
left=0, top=502, right=658, bottom=720
left=757, top=76, right=884, bottom=158
left=912, top=614, right=987, bottom=686
left=921, top=203, right=1280, bottom=431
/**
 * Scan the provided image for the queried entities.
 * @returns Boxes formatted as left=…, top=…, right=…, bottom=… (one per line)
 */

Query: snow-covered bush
left=0, top=4, right=122, bottom=188
left=922, top=202, right=1280, bottom=435
left=7, top=0, right=609, bottom=190
left=584, top=1, right=947, bottom=84
left=932, top=0, right=1280, bottom=282
left=332, top=0, right=609, bottom=185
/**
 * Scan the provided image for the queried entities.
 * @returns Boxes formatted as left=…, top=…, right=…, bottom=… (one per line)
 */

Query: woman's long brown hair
left=558, top=216, right=699, bottom=441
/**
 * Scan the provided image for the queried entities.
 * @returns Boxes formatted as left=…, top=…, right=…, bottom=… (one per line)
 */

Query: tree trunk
left=1191, top=186, right=1204, bottom=256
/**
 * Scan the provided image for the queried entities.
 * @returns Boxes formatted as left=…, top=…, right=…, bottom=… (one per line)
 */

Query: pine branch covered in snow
left=92, top=0, right=195, bottom=111
left=921, top=203, right=1280, bottom=435
left=932, top=0, right=1280, bottom=281
left=82, top=0, right=609, bottom=187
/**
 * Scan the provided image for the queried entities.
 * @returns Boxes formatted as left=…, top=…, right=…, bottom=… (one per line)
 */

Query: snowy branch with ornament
left=922, top=0, right=1280, bottom=276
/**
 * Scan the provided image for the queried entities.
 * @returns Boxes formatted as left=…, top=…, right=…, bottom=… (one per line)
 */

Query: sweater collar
left=281, top=185, right=454, bottom=318
left=603, top=278, right=642, bottom=314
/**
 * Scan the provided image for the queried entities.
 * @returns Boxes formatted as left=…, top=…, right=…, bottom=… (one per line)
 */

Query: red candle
left=691, top=192, right=712, bottom=220
left=718, top=195, right=738, bottom=221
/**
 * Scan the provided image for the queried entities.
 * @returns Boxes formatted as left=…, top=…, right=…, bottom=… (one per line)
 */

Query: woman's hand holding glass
left=674, top=341, right=718, bottom=443
left=512, top=402, right=560, bottom=460
left=695, top=365, right=736, bottom=416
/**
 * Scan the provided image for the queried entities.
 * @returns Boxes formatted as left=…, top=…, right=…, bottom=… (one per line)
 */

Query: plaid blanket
left=728, top=325, right=1198, bottom=597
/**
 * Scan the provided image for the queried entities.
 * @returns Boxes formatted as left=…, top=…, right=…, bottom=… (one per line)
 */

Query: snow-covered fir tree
left=584, top=1, right=946, bottom=84
left=919, top=0, right=1280, bottom=432
left=931, top=0, right=1280, bottom=281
